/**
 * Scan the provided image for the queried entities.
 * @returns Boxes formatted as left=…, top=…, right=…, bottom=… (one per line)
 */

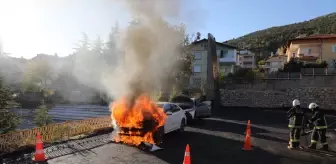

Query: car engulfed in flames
left=110, top=94, right=167, bottom=146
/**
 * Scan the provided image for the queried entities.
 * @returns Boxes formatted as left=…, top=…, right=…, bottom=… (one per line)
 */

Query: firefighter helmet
left=292, top=99, right=300, bottom=106
left=308, top=103, right=318, bottom=110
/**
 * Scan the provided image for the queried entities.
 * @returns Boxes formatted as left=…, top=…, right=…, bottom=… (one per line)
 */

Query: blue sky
left=0, top=0, right=335, bottom=59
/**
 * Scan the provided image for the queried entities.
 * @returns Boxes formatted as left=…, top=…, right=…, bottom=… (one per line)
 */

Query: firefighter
left=287, top=99, right=305, bottom=149
left=307, top=103, right=328, bottom=151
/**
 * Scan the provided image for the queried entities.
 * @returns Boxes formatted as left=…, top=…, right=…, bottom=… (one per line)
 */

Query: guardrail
left=0, top=116, right=111, bottom=154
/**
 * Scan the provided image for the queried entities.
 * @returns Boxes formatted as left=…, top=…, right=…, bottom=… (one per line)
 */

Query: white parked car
left=153, top=102, right=187, bottom=145
left=156, top=102, right=187, bottom=134
left=170, top=95, right=212, bottom=124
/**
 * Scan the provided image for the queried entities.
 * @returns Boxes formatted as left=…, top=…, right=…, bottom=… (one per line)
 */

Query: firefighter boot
left=308, top=143, right=316, bottom=149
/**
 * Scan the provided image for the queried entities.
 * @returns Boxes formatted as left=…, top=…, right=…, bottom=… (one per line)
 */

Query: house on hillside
left=236, top=50, right=256, bottom=69
left=286, top=34, right=336, bottom=67
left=188, top=39, right=237, bottom=87
left=263, top=55, right=287, bottom=72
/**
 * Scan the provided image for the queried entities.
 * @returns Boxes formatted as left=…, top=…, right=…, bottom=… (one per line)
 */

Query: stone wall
left=220, top=88, right=336, bottom=110
left=221, top=76, right=336, bottom=91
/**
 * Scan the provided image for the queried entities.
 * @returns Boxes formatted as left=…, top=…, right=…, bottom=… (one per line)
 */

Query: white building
left=236, top=50, right=256, bottom=69
left=264, top=55, right=287, bottom=72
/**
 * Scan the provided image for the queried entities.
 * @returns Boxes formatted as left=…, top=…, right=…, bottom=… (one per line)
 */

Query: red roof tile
left=290, top=34, right=336, bottom=41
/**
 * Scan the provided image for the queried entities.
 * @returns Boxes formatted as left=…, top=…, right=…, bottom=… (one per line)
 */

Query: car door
left=170, top=104, right=183, bottom=130
left=196, top=102, right=211, bottom=117
left=163, top=103, right=174, bottom=133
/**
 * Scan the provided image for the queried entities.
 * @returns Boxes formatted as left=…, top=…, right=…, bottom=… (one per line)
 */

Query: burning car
left=110, top=94, right=186, bottom=147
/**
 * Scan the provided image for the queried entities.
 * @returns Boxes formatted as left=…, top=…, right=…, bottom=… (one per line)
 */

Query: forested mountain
left=226, top=12, right=336, bottom=55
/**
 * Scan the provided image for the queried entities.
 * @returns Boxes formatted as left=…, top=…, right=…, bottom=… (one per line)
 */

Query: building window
left=220, top=50, right=224, bottom=58
left=332, top=44, right=336, bottom=53
left=194, top=52, right=202, bottom=60
left=193, top=65, right=201, bottom=73
left=219, top=50, right=228, bottom=58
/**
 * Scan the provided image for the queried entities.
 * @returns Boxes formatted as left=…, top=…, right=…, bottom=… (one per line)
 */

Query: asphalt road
left=46, top=108, right=336, bottom=164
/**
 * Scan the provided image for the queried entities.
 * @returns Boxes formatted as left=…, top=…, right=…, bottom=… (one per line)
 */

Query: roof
left=191, top=38, right=237, bottom=49
left=289, top=34, right=336, bottom=42
left=266, top=56, right=287, bottom=62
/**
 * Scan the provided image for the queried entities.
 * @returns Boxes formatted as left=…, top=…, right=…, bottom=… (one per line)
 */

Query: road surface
left=45, top=108, right=336, bottom=164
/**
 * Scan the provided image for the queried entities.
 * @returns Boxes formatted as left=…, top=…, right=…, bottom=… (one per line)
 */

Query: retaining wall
left=220, top=88, right=336, bottom=110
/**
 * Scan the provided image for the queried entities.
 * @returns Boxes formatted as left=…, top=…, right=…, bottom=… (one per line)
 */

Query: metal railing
left=301, top=68, right=336, bottom=75
left=0, top=116, right=111, bottom=154
left=264, top=72, right=301, bottom=79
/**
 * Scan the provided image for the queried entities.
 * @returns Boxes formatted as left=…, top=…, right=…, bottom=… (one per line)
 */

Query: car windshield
left=155, top=103, right=171, bottom=112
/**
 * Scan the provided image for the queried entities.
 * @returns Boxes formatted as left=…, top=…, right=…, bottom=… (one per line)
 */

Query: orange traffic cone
left=32, top=132, right=47, bottom=162
left=243, top=130, right=252, bottom=151
left=245, top=120, right=251, bottom=135
left=183, top=144, right=191, bottom=164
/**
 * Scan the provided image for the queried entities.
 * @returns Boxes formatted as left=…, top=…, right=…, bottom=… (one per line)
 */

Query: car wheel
left=185, top=112, right=193, bottom=125
left=179, top=119, right=186, bottom=133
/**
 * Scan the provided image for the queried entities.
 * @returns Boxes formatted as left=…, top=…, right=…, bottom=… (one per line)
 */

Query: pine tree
left=33, top=103, right=52, bottom=127
left=0, top=76, right=20, bottom=134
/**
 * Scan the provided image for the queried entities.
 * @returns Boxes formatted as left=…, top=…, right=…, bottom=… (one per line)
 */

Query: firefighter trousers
left=289, top=128, right=301, bottom=147
left=310, top=128, right=328, bottom=147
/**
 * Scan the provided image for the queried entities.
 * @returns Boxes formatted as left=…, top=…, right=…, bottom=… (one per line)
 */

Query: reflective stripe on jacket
left=288, top=106, right=305, bottom=128
left=310, top=110, right=327, bottom=129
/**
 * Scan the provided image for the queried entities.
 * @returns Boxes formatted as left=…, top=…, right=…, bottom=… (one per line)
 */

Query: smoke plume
left=99, top=0, right=188, bottom=101
left=1, top=0, right=200, bottom=104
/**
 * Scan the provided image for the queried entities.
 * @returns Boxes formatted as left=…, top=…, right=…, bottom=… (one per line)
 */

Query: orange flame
left=110, top=94, right=167, bottom=146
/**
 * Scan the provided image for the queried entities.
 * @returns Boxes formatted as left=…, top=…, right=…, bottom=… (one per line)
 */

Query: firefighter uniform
left=308, top=103, right=328, bottom=151
left=287, top=99, right=305, bottom=149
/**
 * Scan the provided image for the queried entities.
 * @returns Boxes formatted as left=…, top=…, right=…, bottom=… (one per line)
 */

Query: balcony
left=239, top=57, right=254, bottom=62
left=219, top=57, right=236, bottom=62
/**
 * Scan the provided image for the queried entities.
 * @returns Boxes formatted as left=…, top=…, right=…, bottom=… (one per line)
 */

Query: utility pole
left=207, top=33, right=221, bottom=111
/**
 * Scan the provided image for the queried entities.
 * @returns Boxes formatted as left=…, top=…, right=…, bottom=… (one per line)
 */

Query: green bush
left=281, top=59, right=303, bottom=72
left=34, top=104, right=52, bottom=127
left=258, top=60, right=266, bottom=66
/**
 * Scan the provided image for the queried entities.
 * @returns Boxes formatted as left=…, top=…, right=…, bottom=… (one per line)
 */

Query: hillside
left=226, top=12, right=336, bottom=54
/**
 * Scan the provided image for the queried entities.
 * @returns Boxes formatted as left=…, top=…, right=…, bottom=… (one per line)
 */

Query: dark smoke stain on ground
left=46, top=108, right=336, bottom=164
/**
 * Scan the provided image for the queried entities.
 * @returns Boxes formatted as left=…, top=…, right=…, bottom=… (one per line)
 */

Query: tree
left=75, top=33, right=90, bottom=51
left=0, top=76, right=20, bottom=134
left=258, top=60, right=266, bottom=66
left=33, top=104, right=52, bottom=127
left=171, top=23, right=193, bottom=91
left=106, top=22, right=120, bottom=51
left=22, top=60, right=53, bottom=93
left=103, top=22, right=122, bottom=66
left=332, top=22, right=336, bottom=34
left=91, top=36, right=104, bottom=54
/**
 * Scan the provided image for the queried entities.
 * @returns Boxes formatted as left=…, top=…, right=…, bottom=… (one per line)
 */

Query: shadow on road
left=214, top=108, right=289, bottom=127
left=190, top=117, right=289, bottom=144
left=215, top=107, right=336, bottom=128
left=151, top=131, right=315, bottom=164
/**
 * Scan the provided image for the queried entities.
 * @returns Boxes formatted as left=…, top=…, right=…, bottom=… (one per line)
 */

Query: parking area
left=44, top=108, right=336, bottom=164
